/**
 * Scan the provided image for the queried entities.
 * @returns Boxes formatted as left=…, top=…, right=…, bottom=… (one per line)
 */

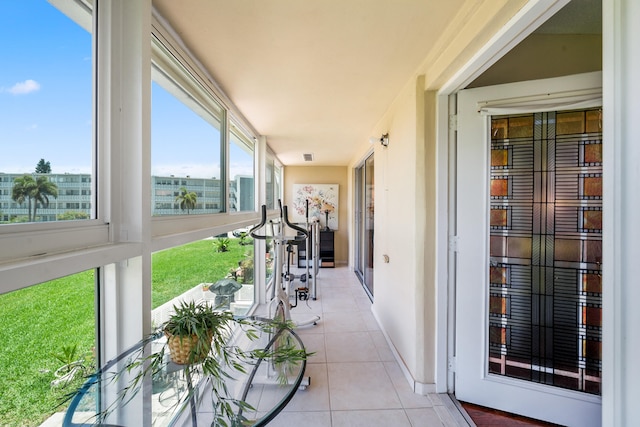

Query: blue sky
left=0, top=1, right=92, bottom=174
left=0, top=1, right=253, bottom=179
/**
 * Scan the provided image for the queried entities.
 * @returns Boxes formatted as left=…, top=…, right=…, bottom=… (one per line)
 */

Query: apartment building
left=0, top=173, right=253, bottom=220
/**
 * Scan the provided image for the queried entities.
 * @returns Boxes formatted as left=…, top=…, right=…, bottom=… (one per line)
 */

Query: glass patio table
left=62, top=318, right=308, bottom=427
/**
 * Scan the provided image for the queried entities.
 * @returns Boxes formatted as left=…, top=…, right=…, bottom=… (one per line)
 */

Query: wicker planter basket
left=164, top=330, right=213, bottom=365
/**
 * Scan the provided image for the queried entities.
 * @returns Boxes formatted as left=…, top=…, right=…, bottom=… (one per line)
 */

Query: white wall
left=348, top=75, right=437, bottom=390
left=283, top=166, right=349, bottom=265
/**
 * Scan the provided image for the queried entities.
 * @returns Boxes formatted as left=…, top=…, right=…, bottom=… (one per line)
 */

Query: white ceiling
left=152, top=0, right=599, bottom=167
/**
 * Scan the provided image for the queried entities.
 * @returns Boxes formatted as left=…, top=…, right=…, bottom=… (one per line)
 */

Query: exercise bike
left=292, top=199, right=320, bottom=301
left=250, top=202, right=320, bottom=328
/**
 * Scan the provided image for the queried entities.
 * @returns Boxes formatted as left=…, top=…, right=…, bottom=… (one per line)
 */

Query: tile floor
left=247, top=265, right=472, bottom=427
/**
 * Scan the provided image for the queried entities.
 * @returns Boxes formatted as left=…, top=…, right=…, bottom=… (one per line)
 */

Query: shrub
left=213, top=237, right=231, bottom=252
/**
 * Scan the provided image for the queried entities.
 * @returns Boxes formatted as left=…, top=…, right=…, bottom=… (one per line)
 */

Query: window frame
left=1, top=2, right=268, bottom=294
left=149, top=13, right=261, bottom=250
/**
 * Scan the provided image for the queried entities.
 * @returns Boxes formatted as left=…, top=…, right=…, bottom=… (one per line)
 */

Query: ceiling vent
left=303, top=153, right=314, bottom=162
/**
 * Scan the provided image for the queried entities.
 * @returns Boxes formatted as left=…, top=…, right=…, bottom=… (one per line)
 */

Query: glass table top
left=63, top=318, right=308, bottom=427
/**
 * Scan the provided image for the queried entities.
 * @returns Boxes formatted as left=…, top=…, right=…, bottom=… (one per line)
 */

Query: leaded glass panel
left=488, top=108, right=602, bottom=395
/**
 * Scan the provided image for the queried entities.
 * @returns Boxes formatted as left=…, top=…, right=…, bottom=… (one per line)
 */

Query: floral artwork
left=292, top=184, right=339, bottom=230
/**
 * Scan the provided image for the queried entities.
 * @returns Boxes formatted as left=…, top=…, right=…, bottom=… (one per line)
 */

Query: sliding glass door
left=355, top=154, right=374, bottom=298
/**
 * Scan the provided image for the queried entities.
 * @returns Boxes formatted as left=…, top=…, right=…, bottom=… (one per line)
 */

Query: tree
left=31, top=175, right=58, bottom=221
left=11, top=174, right=58, bottom=222
left=12, top=175, right=37, bottom=221
left=35, top=159, right=51, bottom=174
left=175, top=186, right=197, bottom=214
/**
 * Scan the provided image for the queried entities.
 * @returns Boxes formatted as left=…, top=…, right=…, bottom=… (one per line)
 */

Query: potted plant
left=163, top=301, right=230, bottom=365
left=64, top=300, right=311, bottom=426
left=50, top=343, right=94, bottom=388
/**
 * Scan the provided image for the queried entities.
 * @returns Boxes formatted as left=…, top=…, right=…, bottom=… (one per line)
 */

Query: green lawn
left=152, top=238, right=253, bottom=308
left=0, top=237, right=252, bottom=427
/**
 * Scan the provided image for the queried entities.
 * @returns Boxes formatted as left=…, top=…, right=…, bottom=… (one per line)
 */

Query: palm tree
left=175, top=186, right=197, bottom=214
left=31, top=175, right=58, bottom=221
left=11, top=174, right=58, bottom=222
left=12, top=175, right=37, bottom=221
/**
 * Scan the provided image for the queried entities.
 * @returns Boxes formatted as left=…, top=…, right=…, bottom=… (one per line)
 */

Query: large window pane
left=265, top=155, right=282, bottom=210
left=0, top=271, right=96, bottom=426
left=229, top=124, right=255, bottom=212
left=152, top=235, right=255, bottom=325
left=364, top=154, right=374, bottom=297
left=266, top=154, right=275, bottom=210
left=275, top=164, right=282, bottom=205
left=0, top=1, right=93, bottom=224
left=151, top=74, right=223, bottom=216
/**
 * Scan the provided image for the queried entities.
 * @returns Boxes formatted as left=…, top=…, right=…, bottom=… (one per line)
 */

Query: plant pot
left=51, top=360, right=85, bottom=388
left=164, top=330, right=212, bottom=365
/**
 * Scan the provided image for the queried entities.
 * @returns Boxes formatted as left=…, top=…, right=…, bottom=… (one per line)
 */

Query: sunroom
left=1, top=1, right=638, bottom=426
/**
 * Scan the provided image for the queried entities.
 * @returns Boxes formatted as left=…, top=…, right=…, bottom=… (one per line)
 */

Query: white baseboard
left=370, top=308, right=436, bottom=395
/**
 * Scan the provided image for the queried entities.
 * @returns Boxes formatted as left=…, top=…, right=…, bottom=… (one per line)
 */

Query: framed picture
left=292, top=184, right=339, bottom=230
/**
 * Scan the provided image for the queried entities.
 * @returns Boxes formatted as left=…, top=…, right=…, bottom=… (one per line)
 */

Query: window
left=228, top=123, right=255, bottom=212
left=0, top=1, right=93, bottom=225
left=0, top=0, right=106, bottom=265
left=266, top=152, right=275, bottom=210
left=152, top=236, right=255, bottom=325
left=274, top=164, right=282, bottom=206
left=265, top=155, right=282, bottom=210
left=0, top=270, right=96, bottom=425
left=151, top=38, right=224, bottom=216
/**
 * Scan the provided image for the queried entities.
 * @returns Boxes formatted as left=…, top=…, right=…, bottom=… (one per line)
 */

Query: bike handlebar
left=283, top=205, right=308, bottom=238
left=249, top=202, right=309, bottom=240
left=249, top=205, right=268, bottom=240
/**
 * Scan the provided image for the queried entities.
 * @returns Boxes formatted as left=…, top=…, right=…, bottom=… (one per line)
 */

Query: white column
left=255, top=136, right=268, bottom=305
left=602, top=0, right=640, bottom=425
left=96, top=0, right=152, bottom=424
left=97, top=0, right=152, bottom=369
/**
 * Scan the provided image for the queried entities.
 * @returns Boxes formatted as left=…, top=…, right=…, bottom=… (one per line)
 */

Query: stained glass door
left=454, top=74, right=602, bottom=427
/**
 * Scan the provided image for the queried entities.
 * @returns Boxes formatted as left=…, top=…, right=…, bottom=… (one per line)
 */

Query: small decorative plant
left=50, top=343, right=94, bottom=388
left=238, top=231, right=252, bottom=246
left=213, top=237, right=231, bottom=252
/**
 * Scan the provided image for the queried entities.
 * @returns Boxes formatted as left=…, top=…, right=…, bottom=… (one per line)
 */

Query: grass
left=0, top=271, right=95, bottom=427
left=0, top=237, right=252, bottom=427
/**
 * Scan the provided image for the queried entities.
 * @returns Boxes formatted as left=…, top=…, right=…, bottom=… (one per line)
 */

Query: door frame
left=434, top=0, right=574, bottom=395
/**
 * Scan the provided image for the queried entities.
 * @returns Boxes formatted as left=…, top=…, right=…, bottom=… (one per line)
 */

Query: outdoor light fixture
left=380, top=133, right=389, bottom=147
left=369, top=133, right=389, bottom=147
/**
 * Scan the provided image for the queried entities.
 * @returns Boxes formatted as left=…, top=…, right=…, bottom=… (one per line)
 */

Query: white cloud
left=8, top=79, right=41, bottom=95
